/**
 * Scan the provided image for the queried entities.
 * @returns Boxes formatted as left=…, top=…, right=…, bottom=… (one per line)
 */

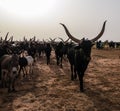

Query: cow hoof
left=80, top=89, right=84, bottom=92
left=16, top=75, right=19, bottom=79
left=23, top=74, right=25, bottom=77
left=12, top=89, right=17, bottom=92
left=0, top=85, right=4, bottom=88
left=74, top=75, right=77, bottom=80
left=8, top=89, right=12, bottom=93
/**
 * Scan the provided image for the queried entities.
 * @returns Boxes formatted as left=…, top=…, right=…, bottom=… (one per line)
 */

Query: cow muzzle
left=12, top=67, right=18, bottom=78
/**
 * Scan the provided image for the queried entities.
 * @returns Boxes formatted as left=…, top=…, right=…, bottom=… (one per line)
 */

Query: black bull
left=60, top=21, right=107, bottom=92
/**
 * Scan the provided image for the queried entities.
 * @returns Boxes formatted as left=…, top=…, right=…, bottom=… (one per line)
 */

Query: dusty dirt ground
left=0, top=48, right=120, bottom=111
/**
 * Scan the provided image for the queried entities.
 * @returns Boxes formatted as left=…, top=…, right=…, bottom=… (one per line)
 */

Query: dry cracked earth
left=0, top=48, right=120, bottom=111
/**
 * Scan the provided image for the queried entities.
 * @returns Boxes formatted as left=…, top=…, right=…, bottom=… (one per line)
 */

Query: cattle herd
left=1, top=20, right=118, bottom=93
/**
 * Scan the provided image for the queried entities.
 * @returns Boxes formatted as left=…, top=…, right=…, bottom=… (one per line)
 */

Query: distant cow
left=0, top=54, right=19, bottom=92
left=55, top=42, right=64, bottom=68
left=45, top=43, right=52, bottom=65
left=18, top=50, right=34, bottom=78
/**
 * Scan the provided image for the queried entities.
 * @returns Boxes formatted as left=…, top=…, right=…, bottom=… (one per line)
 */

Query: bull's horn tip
left=60, top=23, right=64, bottom=25
left=104, top=20, right=107, bottom=23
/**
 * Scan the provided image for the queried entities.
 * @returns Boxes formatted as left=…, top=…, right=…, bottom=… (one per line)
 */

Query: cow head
left=60, top=21, right=107, bottom=56
left=60, top=21, right=107, bottom=43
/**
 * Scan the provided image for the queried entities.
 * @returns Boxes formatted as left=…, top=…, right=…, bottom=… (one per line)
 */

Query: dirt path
left=0, top=49, right=120, bottom=111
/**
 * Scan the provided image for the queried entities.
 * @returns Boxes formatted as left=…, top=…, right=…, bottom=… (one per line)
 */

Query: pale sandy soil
left=0, top=49, right=120, bottom=111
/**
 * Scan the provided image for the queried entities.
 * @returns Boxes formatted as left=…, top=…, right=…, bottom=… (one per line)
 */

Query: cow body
left=18, top=51, right=34, bottom=78
left=55, top=42, right=64, bottom=68
left=0, top=54, right=19, bottom=92
left=45, top=43, right=52, bottom=65
left=67, top=40, right=93, bottom=91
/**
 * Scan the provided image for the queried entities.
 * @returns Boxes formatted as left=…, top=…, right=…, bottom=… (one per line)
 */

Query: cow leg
left=29, top=65, right=33, bottom=79
left=73, top=67, right=77, bottom=80
left=22, top=67, right=25, bottom=77
left=1, top=70, right=8, bottom=88
left=57, top=58, right=59, bottom=65
left=1, top=71, right=5, bottom=88
left=18, top=66, right=25, bottom=78
left=23, top=67, right=27, bottom=78
left=0, top=65, right=1, bottom=80
left=47, top=55, right=50, bottom=65
left=48, top=56, right=50, bottom=64
left=78, top=73, right=84, bottom=92
left=18, top=67, right=21, bottom=74
left=1, top=79, right=4, bottom=88
left=29, top=65, right=31, bottom=74
left=11, top=70, right=17, bottom=92
left=4, top=71, right=8, bottom=88
left=39, top=51, right=41, bottom=58
left=47, top=57, right=49, bottom=65
left=17, top=66, right=22, bottom=78
left=71, top=65, right=74, bottom=80
left=80, top=76, right=84, bottom=92
left=56, top=56, right=59, bottom=65
left=12, top=78, right=16, bottom=92
left=60, top=57, right=63, bottom=68
left=8, top=78, right=12, bottom=93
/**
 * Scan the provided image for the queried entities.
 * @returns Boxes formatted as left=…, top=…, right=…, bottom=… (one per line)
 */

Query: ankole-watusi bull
left=60, top=21, right=107, bottom=92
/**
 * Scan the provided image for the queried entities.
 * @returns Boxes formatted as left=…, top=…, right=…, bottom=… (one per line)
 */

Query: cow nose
left=12, top=67, right=18, bottom=74
left=13, top=71, right=17, bottom=74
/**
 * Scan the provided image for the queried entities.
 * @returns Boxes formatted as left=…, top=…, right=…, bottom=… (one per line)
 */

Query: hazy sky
left=0, top=0, right=120, bottom=41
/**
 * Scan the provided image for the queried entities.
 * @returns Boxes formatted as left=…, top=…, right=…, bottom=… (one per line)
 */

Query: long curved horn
left=8, top=36, right=12, bottom=42
left=4, top=32, right=9, bottom=41
left=49, top=38, right=56, bottom=42
left=58, top=37, right=64, bottom=42
left=60, top=23, right=81, bottom=43
left=64, top=38, right=69, bottom=43
left=53, top=38, right=56, bottom=41
left=60, top=21, right=107, bottom=43
left=91, top=20, right=107, bottom=42
left=58, top=37, right=69, bottom=43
